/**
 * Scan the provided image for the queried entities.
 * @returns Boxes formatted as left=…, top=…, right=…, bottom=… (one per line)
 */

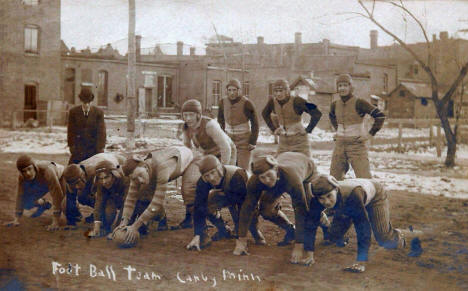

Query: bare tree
left=356, top=0, right=468, bottom=167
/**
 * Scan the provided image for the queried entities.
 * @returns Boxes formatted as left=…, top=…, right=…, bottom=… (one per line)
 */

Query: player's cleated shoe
left=200, top=232, right=212, bottom=249
left=211, top=226, right=235, bottom=241
left=31, top=201, right=52, bottom=218
left=277, top=225, right=295, bottom=246
left=252, top=230, right=266, bottom=245
left=84, top=214, right=94, bottom=224
left=170, top=215, right=193, bottom=230
left=156, top=216, right=168, bottom=231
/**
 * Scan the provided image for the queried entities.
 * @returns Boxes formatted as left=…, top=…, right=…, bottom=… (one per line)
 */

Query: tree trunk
left=436, top=106, right=457, bottom=167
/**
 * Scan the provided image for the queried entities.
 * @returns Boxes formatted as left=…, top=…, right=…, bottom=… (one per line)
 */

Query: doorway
left=24, top=84, right=37, bottom=121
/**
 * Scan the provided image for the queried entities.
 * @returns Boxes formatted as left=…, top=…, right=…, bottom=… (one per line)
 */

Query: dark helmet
left=95, top=160, right=122, bottom=179
left=273, top=79, right=291, bottom=93
left=181, top=99, right=202, bottom=114
left=251, top=155, right=278, bottom=175
left=63, top=164, right=83, bottom=184
left=199, top=155, right=222, bottom=175
left=16, top=155, right=35, bottom=171
left=226, top=79, right=241, bottom=90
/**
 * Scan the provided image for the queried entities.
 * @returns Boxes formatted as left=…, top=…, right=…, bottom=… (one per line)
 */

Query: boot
left=249, top=212, right=266, bottom=245
left=277, top=224, right=295, bottom=246
left=156, top=215, right=168, bottom=231
left=84, top=214, right=94, bottom=224
left=266, top=210, right=295, bottom=246
left=170, top=205, right=193, bottom=230
left=209, top=212, right=235, bottom=241
left=200, top=231, right=212, bottom=249
left=251, top=229, right=266, bottom=245
left=31, top=200, right=52, bottom=218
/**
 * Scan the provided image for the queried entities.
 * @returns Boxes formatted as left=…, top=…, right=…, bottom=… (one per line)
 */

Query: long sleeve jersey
left=329, top=95, right=385, bottom=136
left=305, top=187, right=373, bottom=261
left=16, top=161, right=64, bottom=217
left=238, top=167, right=310, bottom=244
left=193, top=167, right=249, bottom=236
left=217, top=97, right=260, bottom=145
left=262, top=96, right=322, bottom=133
left=93, top=177, right=129, bottom=222
left=183, top=117, right=235, bottom=165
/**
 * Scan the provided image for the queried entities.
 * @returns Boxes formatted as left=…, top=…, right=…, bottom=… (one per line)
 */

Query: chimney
left=439, top=31, right=448, bottom=41
left=295, top=32, right=302, bottom=49
left=257, top=36, right=264, bottom=45
left=370, top=30, right=378, bottom=49
left=323, top=39, right=330, bottom=55
left=432, top=34, right=437, bottom=43
left=190, top=47, right=196, bottom=56
left=136, top=35, right=142, bottom=61
left=177, top=41, right=184, bottom=56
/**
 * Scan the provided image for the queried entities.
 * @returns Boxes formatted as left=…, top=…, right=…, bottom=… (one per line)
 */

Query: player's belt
left=225, top=122, right=250, bottom=135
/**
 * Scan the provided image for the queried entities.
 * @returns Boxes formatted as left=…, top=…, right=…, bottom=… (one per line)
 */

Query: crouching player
left=305, top=175, right=406, bottom=272
left=5, top=155, right=65, bottom=231
left=233, top=152, right=322, bottom=264
left=186, top=155, right=265, bottom=251
left=62, top=153, right=126, bottom=227
left=87, top=160, right=128, bottom=237
left=112, top=145, right=193, bottom=247
left=173, top=99, right=237, bottom=230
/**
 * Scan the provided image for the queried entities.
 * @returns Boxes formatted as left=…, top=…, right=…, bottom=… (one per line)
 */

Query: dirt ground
left=0, top=151, right=467, bottom=291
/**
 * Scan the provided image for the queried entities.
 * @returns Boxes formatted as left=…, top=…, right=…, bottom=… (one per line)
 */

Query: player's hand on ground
left=46, top=221, right=60, bottom=231
left=124, top=225, right=139, bottom=244
left=5, top=219, right=20, bottom=227
left=290, top=243, right=304, bottom=264
left=343, top=262, right=366, bottom=273
left=233, top=237, right=249, bottom=256
left=186, top=235, right=201, bottom=251
left=301, top=251, right=315, bottom=266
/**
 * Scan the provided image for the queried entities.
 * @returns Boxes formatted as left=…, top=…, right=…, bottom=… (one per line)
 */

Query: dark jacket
left=67, top=105, right=106, bottom=164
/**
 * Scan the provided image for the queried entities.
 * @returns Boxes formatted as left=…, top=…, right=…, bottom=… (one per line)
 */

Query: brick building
left=0, top=0, right=61, bottom=125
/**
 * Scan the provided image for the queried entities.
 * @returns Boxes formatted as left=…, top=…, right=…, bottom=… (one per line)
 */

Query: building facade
left=0, top=0, right=61, bottom=125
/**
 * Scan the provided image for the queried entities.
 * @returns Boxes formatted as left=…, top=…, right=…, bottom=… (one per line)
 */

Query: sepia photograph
left=0, top=0, right=467, bottom=290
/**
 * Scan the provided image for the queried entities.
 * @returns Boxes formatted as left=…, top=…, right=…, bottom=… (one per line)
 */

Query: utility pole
left=126, top=0, right=136, bottom=150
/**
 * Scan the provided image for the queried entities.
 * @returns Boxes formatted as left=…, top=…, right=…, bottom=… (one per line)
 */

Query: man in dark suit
left=67, top=87, right=106, bottom=165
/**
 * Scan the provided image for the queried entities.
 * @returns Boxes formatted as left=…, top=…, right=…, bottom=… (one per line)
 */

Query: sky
left=61, top=0, right=468, bottom=54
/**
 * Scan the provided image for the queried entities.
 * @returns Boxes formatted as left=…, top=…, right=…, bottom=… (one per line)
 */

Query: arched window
left=97, top=70, right=108, bottom=107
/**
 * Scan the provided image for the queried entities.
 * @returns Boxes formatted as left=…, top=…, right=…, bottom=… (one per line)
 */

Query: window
left=399, top=90, right=405, bottom=97
left=243, top=81, right=249, bottom=97
left=212, top=80, right=221, bottom=106
left=22, top=0, right=39, bottom=5
left=97, top=71, right=108, bottom=107
left=413, top=64, right=419, bottom=75
left=24, top=25, right=39, bottom=53
left=383, top=73, right=388, bottom=92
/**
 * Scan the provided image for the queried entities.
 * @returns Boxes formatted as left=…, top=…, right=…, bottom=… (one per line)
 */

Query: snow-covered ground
left=1, top=126, right=467, bottom=199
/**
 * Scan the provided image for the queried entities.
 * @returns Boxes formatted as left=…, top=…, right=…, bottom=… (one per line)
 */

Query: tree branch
left=357, top=0, right=439, bottom=98
left=441, top=61, right=468, bottom=104
left=390, top=1, right=432, bottom=64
